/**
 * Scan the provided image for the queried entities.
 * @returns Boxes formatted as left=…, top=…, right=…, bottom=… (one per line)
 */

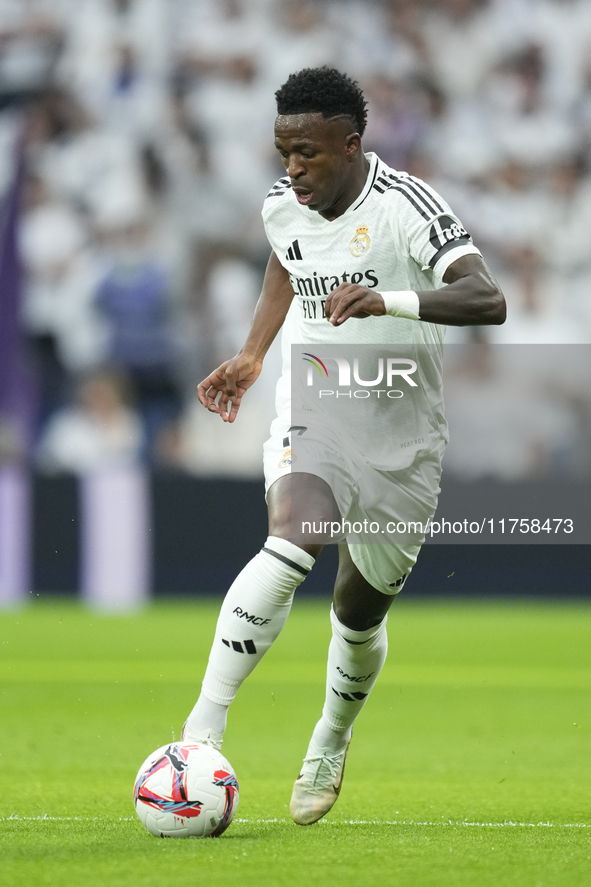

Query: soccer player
left=182, top=67, right=505, bottom=825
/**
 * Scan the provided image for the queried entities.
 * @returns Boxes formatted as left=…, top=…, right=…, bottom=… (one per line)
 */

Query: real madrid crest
left=278, top=448, right=295, bottom=468
left=349, top=225, right=370, bottom=257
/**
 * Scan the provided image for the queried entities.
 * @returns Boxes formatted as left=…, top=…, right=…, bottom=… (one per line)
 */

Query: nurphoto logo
left=301, top=353, right=418, bottom=399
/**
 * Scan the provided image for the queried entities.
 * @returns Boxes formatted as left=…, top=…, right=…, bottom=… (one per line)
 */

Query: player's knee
left=267, top=508, right=324, bottom=558
left=271, top=533, right=324, bottom=560
left=332, top=601, right=384, bottom=632
left=267, top=474, right=336, bottom=556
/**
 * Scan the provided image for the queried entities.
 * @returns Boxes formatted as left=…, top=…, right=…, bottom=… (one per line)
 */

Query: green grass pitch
left=1, top=597, right=590, bottom=887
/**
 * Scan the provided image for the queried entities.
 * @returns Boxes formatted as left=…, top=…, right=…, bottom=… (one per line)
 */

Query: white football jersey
left=261, top=152, right=481, bottom=468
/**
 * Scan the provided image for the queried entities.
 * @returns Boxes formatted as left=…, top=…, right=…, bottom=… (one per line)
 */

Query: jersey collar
left=348, top=152, right=379, bottom=215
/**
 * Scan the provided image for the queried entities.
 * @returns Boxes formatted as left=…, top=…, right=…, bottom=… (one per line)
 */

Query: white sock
left=184, top=536, right=314, bottom=742
left=308, top=607, right=388, bottom=756
left=184, top=694, right=228, bottom=738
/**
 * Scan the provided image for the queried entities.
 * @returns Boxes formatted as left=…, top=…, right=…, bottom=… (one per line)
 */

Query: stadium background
left=0, top=0, right=590, bottom=606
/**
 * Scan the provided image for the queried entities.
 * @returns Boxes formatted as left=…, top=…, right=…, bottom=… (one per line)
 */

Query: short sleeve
left=394, top=175, right=481, bottom=286
left=261, top=175, right=293, bottom=263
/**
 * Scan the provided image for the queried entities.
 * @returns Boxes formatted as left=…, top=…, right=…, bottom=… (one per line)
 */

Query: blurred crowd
left=0, top=0, right=590, bottom=480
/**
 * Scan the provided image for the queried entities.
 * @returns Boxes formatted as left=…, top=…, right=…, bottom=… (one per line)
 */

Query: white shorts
left=263, top=413, right=444, bottom=595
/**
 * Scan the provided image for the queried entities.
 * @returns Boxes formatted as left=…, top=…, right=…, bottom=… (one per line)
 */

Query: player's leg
left=290, top=546, right=396, bottom=824
left=182, top=473, right=334, bottom=748
left=291, top=448, right=443, bottom=823
left=309, top=543, right=395, bottom=746
left=315, top=446, right=443, bottom=752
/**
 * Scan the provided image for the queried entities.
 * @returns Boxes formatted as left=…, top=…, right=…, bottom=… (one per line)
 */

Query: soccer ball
left=133, top=742, right=239, bottom=838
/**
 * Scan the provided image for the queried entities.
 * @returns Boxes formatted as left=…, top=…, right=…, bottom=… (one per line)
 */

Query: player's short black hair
left=275, top=66, right=368, bottom=136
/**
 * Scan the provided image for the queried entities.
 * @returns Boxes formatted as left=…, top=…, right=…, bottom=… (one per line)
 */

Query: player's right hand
left=197, top=353, right=263, bottom=423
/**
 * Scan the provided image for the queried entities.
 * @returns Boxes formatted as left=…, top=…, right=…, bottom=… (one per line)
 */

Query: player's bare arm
left=197, top=251, right=294, bottom=423
left=325, top=254, right=506, bottom=327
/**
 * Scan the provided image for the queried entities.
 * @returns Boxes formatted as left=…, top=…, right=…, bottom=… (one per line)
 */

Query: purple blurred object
left=0, top=140, right=35, bottom=605
left=80, top=466, right=151, bottom=611
left=95, top=262, right=174, bottom=374
left=0, top=141, right=35, bottom=454
left=0, top=465, right=31, bottom=606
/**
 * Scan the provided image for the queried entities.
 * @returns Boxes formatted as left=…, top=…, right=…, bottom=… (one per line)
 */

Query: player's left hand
left=324, top=284, right=386, bottom=325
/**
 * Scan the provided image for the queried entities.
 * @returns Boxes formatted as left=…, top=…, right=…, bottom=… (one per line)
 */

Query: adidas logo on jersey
left=285, top=239, right=303, bottom=261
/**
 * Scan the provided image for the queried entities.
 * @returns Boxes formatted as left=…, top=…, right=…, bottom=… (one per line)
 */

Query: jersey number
left=283, top=426, right=307, bottom=447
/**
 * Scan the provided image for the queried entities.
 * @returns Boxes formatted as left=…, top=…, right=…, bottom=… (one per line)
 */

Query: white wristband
left=380, top=290, right=420, bottom=320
